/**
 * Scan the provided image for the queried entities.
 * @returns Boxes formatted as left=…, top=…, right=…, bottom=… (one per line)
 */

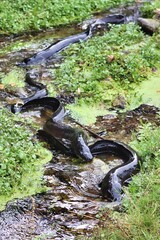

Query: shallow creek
left=0, top=4, right=160, bottom=240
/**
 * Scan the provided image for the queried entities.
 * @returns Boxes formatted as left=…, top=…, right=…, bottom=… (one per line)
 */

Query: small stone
left=112, top=95, right=126, bottom=109
left=138, top=18, right=160, bottom=33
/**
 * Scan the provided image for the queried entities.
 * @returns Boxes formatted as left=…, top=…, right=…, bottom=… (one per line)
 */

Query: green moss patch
left=0, top=67, right=26, bottom=89
left=67, top=103, right=109, bottom=125
left=138, top=69, right=160, bottom=107
left=0, top=109, right=52, bottom=211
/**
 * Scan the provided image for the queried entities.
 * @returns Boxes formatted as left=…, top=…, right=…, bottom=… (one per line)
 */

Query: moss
left=0, top=109, right=52, bottom=211
left=137, top=69, right=160, bottom=108
left=0, top=67, right=26, bottom=89
left=67, top=103, right=109, bottom=125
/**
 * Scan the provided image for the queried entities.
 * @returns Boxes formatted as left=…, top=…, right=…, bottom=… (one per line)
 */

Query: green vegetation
left=49, top=23, right=160, bottom=106
left=141, top=0, right=160, bottom=18
left=137, top=69, right=160, bottom=108
left=0, top=67, right=25, bottom=89
left=67, top=103, right=109, bottom=125
left=0, top=0, right=134, bottom=34
left=0, top=109, right=52, bottom=210
left=83, top=124, right=160, bottom=240
left=1, top=0, right=160, bottom=35
left=0, top=0, right=160, bottom=238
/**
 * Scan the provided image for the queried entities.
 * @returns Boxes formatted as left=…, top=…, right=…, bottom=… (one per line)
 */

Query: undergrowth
left=141, top=0, right=160, bottom=18
left=1, top=0, right=160, bottom=35
left=50, top=23, right=160, bottom=105
left=0, top=0, right=134, bottom=34
left=0, top=108, right=51, bottom=210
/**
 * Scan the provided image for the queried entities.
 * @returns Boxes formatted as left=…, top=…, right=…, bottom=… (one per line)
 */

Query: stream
left=0, top=3, right=160, bottom=240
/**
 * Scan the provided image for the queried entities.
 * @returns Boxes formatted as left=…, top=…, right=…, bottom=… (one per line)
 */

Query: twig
left=71, top=118, right=105, bottom=140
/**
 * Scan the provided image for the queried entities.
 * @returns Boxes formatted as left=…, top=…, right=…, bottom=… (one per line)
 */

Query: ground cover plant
left=0, top=0, right=134, bottom=34
left=141, top=0, right=160, bottom=18
left=49, top=23, right=160, bottom=106
left=0, top=109, right=51, bottom=210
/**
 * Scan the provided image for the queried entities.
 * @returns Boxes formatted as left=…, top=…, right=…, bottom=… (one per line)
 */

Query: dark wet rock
left=57, top=93, right=75, bottom=104
left=138, top=17, right=160, bottom=33
left=44, top=163, right=79, bottom=183
left=0, top=198, right=38, bottom=240
left=0, top=187, right=118, bottom=239
left=95, top=104, right=160, bottom=142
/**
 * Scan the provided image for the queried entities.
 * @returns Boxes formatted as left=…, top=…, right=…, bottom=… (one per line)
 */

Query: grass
left=0, top=0, right=135, bottom=35
left=49, top=23, right=160, bottom=106
left=141, top=0, right=160, bottom=18
left=0, top=109, right=52, bottom=210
